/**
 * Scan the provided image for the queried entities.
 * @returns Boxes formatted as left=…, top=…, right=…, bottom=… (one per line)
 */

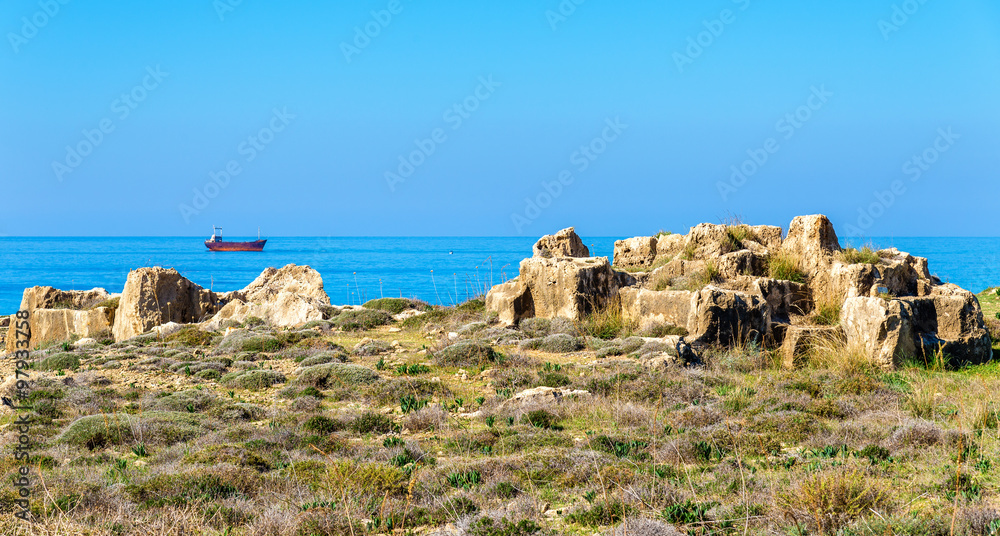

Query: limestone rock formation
left=488, top=216, right=993, bottom=369
left=532, top=227, right=589, bottom=258
left=4, top=286, right=114, bottom=352
left=112, top=267, right=218, bottom=342
left=613, top=236, right=658, bottom=269
left=486, top=256, right=624, bottom=325
left=202, top=264, right=330, bottom=331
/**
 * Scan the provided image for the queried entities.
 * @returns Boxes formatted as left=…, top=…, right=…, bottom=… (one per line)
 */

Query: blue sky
left=2, top=0, right=998, bottom=237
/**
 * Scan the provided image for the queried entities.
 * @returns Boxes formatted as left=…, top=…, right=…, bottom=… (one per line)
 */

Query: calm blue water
left=0, top=236, right=996, bottom=314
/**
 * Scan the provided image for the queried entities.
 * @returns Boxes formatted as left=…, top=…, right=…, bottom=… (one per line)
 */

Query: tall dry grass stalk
left=805, top=330, right=873, bottom=375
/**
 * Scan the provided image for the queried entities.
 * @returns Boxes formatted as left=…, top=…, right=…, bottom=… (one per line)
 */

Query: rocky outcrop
left=840, top=297, right=917, bottom=368
left=532, top=227, right=589, bottom=258
left=488, top=216, right=993, bottom=369
left=687, top=287, right=769, bottom=347
left=613, top=236, right=658, bottom=270
left=112, top=267, right=218, bottom=342
left=619, top=288, right=692, bottom=332
left=485, top=280, right=534, bottom=326
left=6, top=308, right=114, bottom=353
left=201, top=265, right=330, bottom=331
left=782, top=214, right=841, bottom=274
left=4, top=286, right=114, bottom=352
left=487, top=256, right=625, bottom=325
left=16, top=286, right=110, bottom=312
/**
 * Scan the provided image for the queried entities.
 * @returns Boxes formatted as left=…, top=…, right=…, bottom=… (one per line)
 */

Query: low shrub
left=518, top=333, right=584, bottom=353
left=434, top=341, right=503, bottom=368
left=578, top=297, right=635, bottom=340
left=184, top=445, right=271, bottom=472
left=302, top=415, right=342, bottom=434
left=840, top=246, right=881, bottom=265
left=350, top=411, right=399, bottom=435
left=776, top=470, right=891, bottom=535
left=36, top=353, right=80, bottom=371
left=363, top=298, right=420, bottom=315
left=126, top=468, right=260, bottom=508
left=333, top=309, right=393, bottom=331
left=60, top=411, right=213, bottom=449
left=223, top=370, right=286, bottom=390
left=296, top=363, right=380, bottom=387
left=769, top=251, right=806, bottom=283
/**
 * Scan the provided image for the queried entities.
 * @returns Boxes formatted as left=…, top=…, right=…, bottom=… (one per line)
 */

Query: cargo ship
left=205, top=227, right=267, bottom=252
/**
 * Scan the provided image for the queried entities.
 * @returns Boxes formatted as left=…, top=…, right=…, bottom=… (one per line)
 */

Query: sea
left=0, top=236, right=997, bottom=314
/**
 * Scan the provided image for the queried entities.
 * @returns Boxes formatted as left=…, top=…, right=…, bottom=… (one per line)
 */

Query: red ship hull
left=205, top=239, right=267, bottom=252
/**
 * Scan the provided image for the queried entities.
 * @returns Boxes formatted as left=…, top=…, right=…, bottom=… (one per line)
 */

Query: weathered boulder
left=498, top=386, right=591, bottom=412
left=484, top=280, right=534, bottom=326
left=619, top=288, right=692, bottom=332
left=840, top=297, right=916, bottom=368
left=6, top=308, right=114, bottom=352
left=781, top=325, right=843, bottom=369
left=744, top=277, right=812, bottom=322
left=532, top=227, right=589, bottom=258
left=613, top=236, right=658, bottom=269
left=112, top=267, right=219, bottom=341
left=655, top=233, right=686, bottom=259
left=901, top=284, right=992, bottom=365
left=685, top=223, right=733, bottom=258
left=4, top=286, right=114, bottom=353
left=16, top=286, right=110, bottom=312
left=202, top=265, right=330, bottom=331
left=715, top=250, right=768, bottom=279
left=489, top=257, right=623, bottom=324
left=687, top=287, right=769, bottom=346
left=782, top=214, right=841, bottom=274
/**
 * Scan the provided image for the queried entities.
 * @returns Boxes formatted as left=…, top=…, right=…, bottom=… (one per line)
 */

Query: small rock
left=74, top=338, right=98, bottom=348
left=448, top=332, right=459, bottom=340
left=388, top=327, right=402, bottom=333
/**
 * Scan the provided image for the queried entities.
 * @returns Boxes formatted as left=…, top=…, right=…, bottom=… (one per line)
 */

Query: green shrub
left=297, top=386, right=324, bottom=399
left=242, top=316, right=266, bottom=328
left=578, top=298, right=635, bottom=340
left=446, top=469, right=482, bottom=489
left=184, top=445, right=271, bottom=472
left=223, top=370, right=286, bottom=390
left=333, top=309, right=393, bottom=331
left=218, top=331, right=282, bottom=353
left=840, top=246, right=881, bottom=265
left=434, top=341, right=503, bottom=368
left=296, top=363, right=380, bottom=387
left=350, top=411, right=399, bottom=435
left=165, top=327, right=214, bottom=347
left=468, top=517, right=541, bottom=536
left=126, top=468, right=260, bottom=508
left=152, top=390, right=217, bottom=412
left=566, top=501, right=633, bottom=527
left=769, top=252, right=806, bottom=283
left=518, top=334, right=583, bottom=353
left=195, top=369, right=221, bottom=381
left=537, top=372, right=571, bottom=388
left=92, top=296, right=121, bottom=311
left=298, top=352, right=348, bottom=367
left=363, top=298, right=420, bottom=315
left=36, top=353, right=80, bottom=371
left=302, top=415, right=341, bottom=434
left=60, top=411, right=213, bottom=449
left=522, top=410, right=561, bottom=430
left=456, top=298, right=486, bottom=314
left=401, top=308, right=449, bottom=329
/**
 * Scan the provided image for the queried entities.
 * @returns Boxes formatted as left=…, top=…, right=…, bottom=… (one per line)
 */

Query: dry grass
left=11, top=295, right=1000, bottom=535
